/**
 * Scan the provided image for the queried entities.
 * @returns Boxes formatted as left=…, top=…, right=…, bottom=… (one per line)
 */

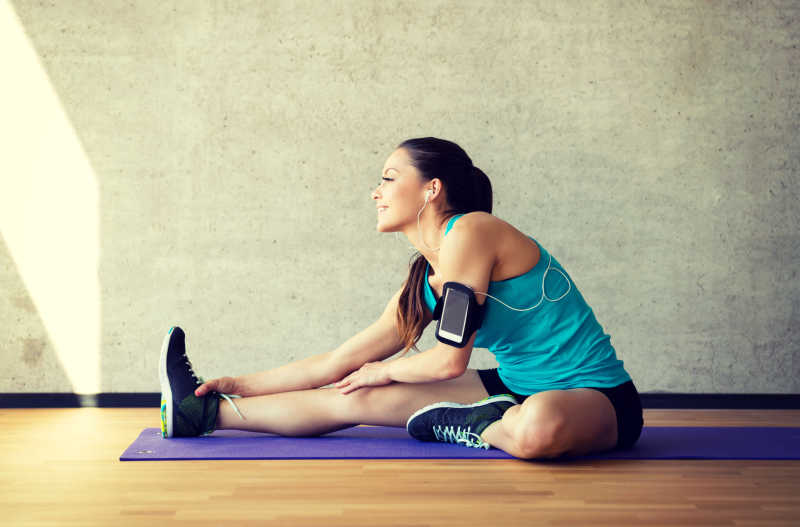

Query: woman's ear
left=427, top=179, right=443, bottom=199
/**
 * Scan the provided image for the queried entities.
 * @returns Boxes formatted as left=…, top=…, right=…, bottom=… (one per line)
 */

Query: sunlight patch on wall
left=0, top=3, right=101, bottom=394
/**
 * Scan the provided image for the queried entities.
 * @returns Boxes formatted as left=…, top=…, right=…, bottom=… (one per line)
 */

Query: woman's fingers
left=334, top=372, right=355, bottom=388
left=195, top=376, right=236, bottom=397
left=338, top=378, right=360, bottom=395
left=195, top=379, right=219, bottom=397
left=194, top=381, right=212, bottom=397
left=335, top=363, right=388, bottom=394
left=335, top=372, right=358, bottom=393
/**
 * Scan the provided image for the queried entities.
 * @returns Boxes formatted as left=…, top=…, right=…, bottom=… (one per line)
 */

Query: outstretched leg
left=215, top=369, right=490, bottom=436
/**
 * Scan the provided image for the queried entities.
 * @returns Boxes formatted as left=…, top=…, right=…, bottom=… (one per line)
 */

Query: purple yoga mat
left=120, top=426, right=800, bottom=461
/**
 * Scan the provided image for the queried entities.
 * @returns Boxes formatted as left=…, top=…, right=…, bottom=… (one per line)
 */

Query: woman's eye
left=382, top=177, right=393, bottom=182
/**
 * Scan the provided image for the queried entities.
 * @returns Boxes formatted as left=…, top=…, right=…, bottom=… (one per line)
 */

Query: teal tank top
left=423, top=214, right=631, bottom=395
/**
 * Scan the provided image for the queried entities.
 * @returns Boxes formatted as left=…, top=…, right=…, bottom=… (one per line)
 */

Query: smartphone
left=436, top=286, right=470, bottom=345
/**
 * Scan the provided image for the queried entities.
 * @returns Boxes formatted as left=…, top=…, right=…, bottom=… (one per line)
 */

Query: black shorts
left=477, top=368, right=644, bottom=450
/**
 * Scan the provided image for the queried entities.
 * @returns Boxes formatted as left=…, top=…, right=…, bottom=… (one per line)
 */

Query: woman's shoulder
left=449, top=211, right=509, bottom=239
left=441, top=211, right=507, bottom=259
left=447, top=212, right=540, bottom=282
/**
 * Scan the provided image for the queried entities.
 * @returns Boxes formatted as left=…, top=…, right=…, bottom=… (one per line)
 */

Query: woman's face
left=372, top=148, right=431, bottom=233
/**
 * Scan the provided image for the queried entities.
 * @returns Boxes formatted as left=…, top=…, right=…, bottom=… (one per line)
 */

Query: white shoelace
left=217, top=392, right=246, bottom=420
left=432, top=425, right=489, bottom=449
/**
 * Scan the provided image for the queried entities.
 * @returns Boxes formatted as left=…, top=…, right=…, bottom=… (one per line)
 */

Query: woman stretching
left=159, top=137, right=643, bottom=459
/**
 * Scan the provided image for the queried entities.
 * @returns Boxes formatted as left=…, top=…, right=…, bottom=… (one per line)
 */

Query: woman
left=159, top=137, right=643, bottom=459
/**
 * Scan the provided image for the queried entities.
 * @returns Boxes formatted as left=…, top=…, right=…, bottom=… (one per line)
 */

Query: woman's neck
left=403, top=214, right=448, bottom=267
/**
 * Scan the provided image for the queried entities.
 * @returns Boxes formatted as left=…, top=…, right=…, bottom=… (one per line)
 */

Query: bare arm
left=335, top=309, right=474, bottom=394
left=231, top=350, right=339, bottom=397
left=214, top=288, right=410, bottom=398
left=386, top=331, right=477, bottom=383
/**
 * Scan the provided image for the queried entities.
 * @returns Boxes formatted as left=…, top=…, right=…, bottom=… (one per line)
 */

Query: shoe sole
left=158, top=327, right=177, bottom=438
left=406, top=394, right=519, bottom=429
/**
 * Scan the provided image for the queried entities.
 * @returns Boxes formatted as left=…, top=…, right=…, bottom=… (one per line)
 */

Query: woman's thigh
left=337, top=368, right=491, bottom=427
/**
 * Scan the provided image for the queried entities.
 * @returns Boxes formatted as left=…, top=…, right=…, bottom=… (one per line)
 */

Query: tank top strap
left=444, top=213, right=465, bottom=236
left=422, top=214, right=464, bottom=313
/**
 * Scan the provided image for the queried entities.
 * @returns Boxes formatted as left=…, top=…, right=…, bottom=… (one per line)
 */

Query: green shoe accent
left=465, top=399, right=511, bottom=436
left=174, top=392, right=220, bottom=437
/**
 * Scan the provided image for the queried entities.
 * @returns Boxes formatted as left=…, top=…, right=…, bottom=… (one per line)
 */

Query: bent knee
left=512, top=410, right=569, bottom=460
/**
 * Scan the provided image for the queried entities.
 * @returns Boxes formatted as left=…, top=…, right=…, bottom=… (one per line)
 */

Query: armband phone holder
left=432, top=281, right=486, bottom=348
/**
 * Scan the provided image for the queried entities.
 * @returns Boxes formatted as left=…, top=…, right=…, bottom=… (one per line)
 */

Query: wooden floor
left=1, top=409, right=799, bottom=526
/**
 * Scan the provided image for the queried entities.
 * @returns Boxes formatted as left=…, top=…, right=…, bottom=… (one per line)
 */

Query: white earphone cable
left=474, top=252, right=571, bottom=311
left=417, top=191, right=439, bottom=251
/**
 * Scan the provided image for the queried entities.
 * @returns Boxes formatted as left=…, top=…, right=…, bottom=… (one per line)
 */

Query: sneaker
left=406, top=394, right=518, bottom=449
left=159, top=326, right=244, bottom=438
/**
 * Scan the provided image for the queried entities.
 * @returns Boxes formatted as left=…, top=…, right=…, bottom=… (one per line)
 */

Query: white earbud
left=425, top=189, right=433, bottom=201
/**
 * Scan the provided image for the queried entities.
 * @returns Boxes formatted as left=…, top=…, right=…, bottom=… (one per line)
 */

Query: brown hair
left=394, top=137, right=493, bottom=356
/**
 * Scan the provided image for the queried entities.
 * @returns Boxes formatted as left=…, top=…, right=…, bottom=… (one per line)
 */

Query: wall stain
left=22, top=338, right=46, bottom=367
left=12, top=295, right=37, bottom=314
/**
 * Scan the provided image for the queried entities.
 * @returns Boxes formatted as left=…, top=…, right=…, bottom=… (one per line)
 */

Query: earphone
left=417, top=189, right=439, bottom=251
left=474, top=254, right=571, bottom=311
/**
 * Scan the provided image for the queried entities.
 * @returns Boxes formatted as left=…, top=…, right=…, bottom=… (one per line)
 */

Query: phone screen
left=440, top=288, right=469, bottom=339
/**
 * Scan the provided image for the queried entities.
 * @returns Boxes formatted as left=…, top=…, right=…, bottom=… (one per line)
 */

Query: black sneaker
left=406, top=394, right=518, bottom=449
left=159, top=326, right=224, bottom=438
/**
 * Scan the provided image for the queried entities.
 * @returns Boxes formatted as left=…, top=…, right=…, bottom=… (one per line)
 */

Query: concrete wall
left=2, top=1, right=798, bottom=395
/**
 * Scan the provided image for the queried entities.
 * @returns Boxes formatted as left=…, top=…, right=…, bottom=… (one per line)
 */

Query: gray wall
left=1, top=1, right=798, bottom=395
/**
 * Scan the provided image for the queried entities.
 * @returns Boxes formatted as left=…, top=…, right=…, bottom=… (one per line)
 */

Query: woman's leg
left=215, top=369, right=491, bottom=436
left=479, top=387, right=618, bottom=459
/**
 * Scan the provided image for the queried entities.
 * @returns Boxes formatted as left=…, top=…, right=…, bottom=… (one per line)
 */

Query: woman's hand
left=194, top=376, right=242, bottom=397
left=335, top=361, right=393, bottom=395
